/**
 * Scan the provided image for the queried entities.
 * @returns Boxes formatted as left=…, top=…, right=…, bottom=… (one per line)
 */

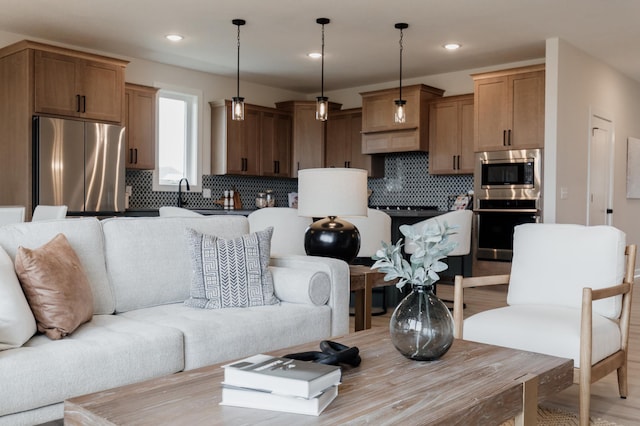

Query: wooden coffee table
left=64, top=328, right=573, bottom=425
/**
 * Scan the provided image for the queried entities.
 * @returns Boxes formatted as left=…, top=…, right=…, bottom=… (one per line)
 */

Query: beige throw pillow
left=15, top=233, right=94, bottom=340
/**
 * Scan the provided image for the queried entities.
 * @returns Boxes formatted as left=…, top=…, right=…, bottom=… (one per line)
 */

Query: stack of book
left=220, top=353, right=342, bottom=416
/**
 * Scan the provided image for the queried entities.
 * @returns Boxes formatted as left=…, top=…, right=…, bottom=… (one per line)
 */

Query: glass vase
left=389, top=283, right=455, bottom=361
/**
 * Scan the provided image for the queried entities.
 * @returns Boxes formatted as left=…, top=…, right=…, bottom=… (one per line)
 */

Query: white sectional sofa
left=0, top=216, right=350, bottom=425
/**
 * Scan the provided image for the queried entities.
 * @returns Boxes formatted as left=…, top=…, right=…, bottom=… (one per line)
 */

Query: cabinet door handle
left=82, top=95, right=87, bottom=113
left=134, top=149, right=138, bottom=164
left=452, top=156, right=456, bottom=169
left=503, top=130, right=507, bottom=146
left=128, top=148, right=133, bottom=164
left=457, top=155, right=460, bottom=170
left=76, top=95, right=82, bottom=113
left=508, top=129, right=512, bottom=146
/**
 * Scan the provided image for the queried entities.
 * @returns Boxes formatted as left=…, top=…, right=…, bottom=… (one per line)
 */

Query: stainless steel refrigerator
left=33, top=116, right=126, bottom=215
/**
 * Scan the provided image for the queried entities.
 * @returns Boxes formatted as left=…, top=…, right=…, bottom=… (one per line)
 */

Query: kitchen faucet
left=178, top=178, right=190, bottom=208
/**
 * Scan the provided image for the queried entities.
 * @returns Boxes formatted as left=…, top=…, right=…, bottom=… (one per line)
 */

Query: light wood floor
left=350, top=284, right=640, bottom=425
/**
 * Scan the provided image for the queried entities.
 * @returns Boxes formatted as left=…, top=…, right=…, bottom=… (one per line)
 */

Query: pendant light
left=231, top=19, right=246, bottom=121
left=316, top=18, right=330, bottom=121
left=394, top=23, right=408, bottom=124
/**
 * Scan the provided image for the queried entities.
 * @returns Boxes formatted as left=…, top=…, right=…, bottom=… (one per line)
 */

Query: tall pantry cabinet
left=472, top=64, right=545, bottom=151
left=0, top=40, right=127, bottom=217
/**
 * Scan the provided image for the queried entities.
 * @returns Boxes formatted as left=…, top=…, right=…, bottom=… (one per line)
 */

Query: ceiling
left=2, top=0, right=640, bottom=93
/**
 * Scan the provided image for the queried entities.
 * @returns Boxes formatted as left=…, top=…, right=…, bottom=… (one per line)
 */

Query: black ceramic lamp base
left=304, top=216, right=361, bottom=263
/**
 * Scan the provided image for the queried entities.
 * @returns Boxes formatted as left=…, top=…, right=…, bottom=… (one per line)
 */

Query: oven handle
left=474, top=208, right=540, bottom=214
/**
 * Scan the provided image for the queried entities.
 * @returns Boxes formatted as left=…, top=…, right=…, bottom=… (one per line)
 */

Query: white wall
left=547, top=37, right=640, bottom=253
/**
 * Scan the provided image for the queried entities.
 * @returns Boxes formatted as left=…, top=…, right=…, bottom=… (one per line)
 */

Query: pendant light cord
left=399, top=27, right=403, bottom=102
left=321, top=22, right=325, bottom=98
left=236, top=23, right=241, bottom=99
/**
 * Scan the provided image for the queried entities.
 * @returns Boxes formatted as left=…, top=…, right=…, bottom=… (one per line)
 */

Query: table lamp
left=298, top=168, right=368, bottom=263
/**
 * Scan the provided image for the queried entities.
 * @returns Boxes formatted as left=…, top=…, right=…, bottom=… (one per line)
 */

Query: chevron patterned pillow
left=184, top=227, right=279, bottom=309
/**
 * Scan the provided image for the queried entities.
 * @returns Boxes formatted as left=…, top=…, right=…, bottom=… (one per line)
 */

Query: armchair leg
left=617, top=364, right=628, bottom=398
left=579, top=380, right=591, bottom=426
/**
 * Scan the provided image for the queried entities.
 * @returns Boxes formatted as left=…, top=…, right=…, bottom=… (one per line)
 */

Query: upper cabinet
left=124, top=83, right=158, bottom=170
left=34, top=47, right=126, bottom=123
left=211, top=101, right=293, bottom=177
left=260, top=110, right=291, bottom=177
left=275, top=100, right=341, bottom=178
left=472, top=64, right=545, bottom=152
left=325, top=108, right=384, bottom=177
left=428, top=94, right=474, bottom=175
left=360, top=84, right=444, bottom=154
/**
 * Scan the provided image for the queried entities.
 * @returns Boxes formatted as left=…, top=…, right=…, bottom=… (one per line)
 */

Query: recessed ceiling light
left=443, top=43, right=461, bottom=51
left=308, top=52, right=322, bottom=59
left=166, top=34, right=184, bottom=42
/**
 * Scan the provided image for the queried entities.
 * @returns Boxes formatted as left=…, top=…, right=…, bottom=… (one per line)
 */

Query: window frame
left=152, top=84, right=203, bottom=193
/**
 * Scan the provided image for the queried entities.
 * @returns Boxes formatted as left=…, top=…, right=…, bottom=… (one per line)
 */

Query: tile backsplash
left=126, top=152, right=473, bottom=211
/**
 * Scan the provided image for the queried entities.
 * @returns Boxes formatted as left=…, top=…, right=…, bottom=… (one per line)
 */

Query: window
left=153, top=85, right=202, bottom=192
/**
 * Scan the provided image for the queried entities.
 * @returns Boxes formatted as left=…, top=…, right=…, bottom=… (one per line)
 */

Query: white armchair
left=248, top=208, right=312, bottom=256
left=453, top=223, right=637, bottom=426
left=158, top=206, right=204, bottom=217
left=348, top=208, right=392, bottom=261
left=31, top=205, right=67, bottom=221
left=0, top=206, right=26, bottom=226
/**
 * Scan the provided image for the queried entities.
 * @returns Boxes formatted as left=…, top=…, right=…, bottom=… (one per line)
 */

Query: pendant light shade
left=316, top=18, right=330, bottom=121
left=394, top=23, right=408, bottom=124
left=232, top=19, right=246, bottom=121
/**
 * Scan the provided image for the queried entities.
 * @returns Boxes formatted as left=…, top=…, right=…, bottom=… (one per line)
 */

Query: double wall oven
left=474, top=149, right=542, bottom=261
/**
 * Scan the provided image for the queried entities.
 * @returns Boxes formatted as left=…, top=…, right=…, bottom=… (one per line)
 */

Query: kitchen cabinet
left=275, top=100, right=342, bottom=177
left=211, top=101, right=293, bottom=177
left=211, top=100, right=260, bottom=175
left=428, top=94, right=474, bottom=175
left=124, top=83, right=158, bottom=170
left=0, top=40, right=128, bottom=217
left=360, top=84, right=444, bottom=154
left=326, top=108, right=384, bottom=177
left=34, top=49, right=125, bottom=123
left=472, top=64, right=545, bottom=152
left=260, top=110, right=291, bottom=177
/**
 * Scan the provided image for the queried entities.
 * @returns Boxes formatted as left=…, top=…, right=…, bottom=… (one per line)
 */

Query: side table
left=349, top=265, right=398, bottom=331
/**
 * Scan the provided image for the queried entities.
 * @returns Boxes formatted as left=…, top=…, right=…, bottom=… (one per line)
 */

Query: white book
left=222, top=354, right=341, bottom=399
left=220, top=385, right=338, bottom=416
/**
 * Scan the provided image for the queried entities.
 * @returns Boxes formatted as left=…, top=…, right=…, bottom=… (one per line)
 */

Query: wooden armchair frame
left=453, top=244, right=636, bottom=426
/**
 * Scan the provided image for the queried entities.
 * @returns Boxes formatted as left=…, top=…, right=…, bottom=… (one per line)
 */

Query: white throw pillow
left=0, top=246, right=36, bottom=350
left=184, top=227, right=279, bottom=309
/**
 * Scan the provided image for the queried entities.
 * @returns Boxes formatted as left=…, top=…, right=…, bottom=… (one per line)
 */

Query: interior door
left=588, top=116, right=614, bottom=226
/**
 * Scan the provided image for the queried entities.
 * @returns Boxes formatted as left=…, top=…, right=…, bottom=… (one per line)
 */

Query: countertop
left=124, top=208, right=446, bottom=218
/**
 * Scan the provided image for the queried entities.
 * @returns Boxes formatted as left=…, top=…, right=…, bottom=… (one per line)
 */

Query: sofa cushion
left=101, top=216, right=250, bottom=313
left=0, top=314, right=184, bottom=418
left=0, top=315, right=184, bottom=416
left=0, top=218, right=115, bottom=315
left=0, top=246, right=36, bottom=350
left=463, top=304, right=621, bottom=368
left=508, top=223, right=626, bottom=319
left=15, top=234, right=94, bottom=339
left=120, top=302, right=332, bottom=370
left=184, top=227, right=278, bottom=309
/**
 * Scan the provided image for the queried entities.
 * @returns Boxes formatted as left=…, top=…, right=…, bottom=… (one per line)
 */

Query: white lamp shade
left=298, top=168, right=368, bottom=218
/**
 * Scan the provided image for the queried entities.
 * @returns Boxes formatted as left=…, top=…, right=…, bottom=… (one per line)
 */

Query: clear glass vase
left=389, top=283, right=455, bottom=361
